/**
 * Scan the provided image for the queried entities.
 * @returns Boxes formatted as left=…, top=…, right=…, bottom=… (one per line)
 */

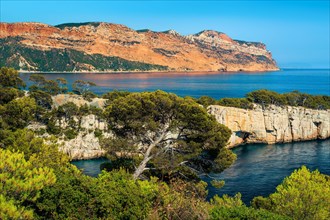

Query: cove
left=72, top=139, right=330, bottom=204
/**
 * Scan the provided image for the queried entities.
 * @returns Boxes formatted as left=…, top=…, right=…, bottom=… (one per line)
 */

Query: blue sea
left=20, top=69, right=330, bottom=99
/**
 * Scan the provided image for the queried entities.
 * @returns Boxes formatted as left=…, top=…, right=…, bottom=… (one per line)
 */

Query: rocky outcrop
left=59, top=132, right=107, bottom=160
left=52, top=94, right=107, bottom=108
left=0, top=22, right=278, bottom=72
left=208, top=105, right=330, bottom=147
left=56, top=114, right=112, bottom=160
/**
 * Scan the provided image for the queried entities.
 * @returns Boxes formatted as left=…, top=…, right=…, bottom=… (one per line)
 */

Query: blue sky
left=1, top=0, right=329, bottom=68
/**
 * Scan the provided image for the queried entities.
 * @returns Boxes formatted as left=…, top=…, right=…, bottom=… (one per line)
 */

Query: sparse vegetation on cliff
left=197, top=89, right=330, bottom=110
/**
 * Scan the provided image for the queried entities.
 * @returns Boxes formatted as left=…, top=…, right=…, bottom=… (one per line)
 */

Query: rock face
left=0, top=22, right=278, bottom=72
left=208, top=105, right=330, bottom=147
left=56, top=114, right=112, bottom=160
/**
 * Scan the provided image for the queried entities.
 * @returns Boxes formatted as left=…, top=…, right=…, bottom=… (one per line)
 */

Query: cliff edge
left=208, top=104, right=330, bottom=147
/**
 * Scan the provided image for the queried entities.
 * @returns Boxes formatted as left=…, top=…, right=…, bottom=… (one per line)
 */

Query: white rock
left=208, top=104, right=330, bottom=147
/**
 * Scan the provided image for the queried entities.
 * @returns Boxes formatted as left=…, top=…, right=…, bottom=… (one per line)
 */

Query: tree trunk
left=133, top=125, right=170, bottom=180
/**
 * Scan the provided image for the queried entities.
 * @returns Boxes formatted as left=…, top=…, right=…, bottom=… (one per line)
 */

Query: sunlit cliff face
left=0, top=22, right=279, bottom=72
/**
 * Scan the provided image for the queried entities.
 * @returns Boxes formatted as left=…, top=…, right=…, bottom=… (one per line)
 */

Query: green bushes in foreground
left=1, top=130, right=329, bottom=219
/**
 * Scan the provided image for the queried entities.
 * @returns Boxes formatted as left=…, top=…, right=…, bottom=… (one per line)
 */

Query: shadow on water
left=71, top=140, right=330, bottom=205
left=203, top=139, right=330, bottom=204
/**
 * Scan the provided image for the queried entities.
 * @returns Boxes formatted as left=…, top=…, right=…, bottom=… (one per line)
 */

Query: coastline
left=18, top=68, right=280, bottom=74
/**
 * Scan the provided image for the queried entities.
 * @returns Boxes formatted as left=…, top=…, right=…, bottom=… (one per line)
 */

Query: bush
left=209, top=206, right=290, bottom=220
left=252, top=166, right=330, bottom=220
left=94, top=128, right=103, bottom=138
left=217, top=90, right=330, bottom=110
left=64, top=129, right=78, bottom=140
left=218, top=98, right=253, bottom=109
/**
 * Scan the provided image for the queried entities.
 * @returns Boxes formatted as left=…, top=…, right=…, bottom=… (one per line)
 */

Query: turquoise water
left=72, top=139, right=330, bottom=204
left=71, top=158, right=109, bottom=177
left=20, top=69, right=330, bottom=99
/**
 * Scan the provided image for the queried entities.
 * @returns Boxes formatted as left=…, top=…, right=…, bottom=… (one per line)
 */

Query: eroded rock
left=208, top=105, right=330, bottom=147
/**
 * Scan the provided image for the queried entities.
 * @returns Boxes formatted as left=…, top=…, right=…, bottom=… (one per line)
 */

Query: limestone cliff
left=28, top=94, right=329, bottom=160
left=56, top=114, right=111, bottom=160
left=208, top=105, right=330, bottom=147
left=0, top=22, right=278, bottom=72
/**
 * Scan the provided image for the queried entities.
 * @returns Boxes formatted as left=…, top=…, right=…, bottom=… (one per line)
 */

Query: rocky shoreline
left=208, top=104, right=330, bottom=147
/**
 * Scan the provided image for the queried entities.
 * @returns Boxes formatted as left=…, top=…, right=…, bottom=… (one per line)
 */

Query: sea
left=20, top=69, right=330, bottom=99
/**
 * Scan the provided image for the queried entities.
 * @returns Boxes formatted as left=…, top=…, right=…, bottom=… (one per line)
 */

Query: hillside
left=0, top=22, right=279, bottom=72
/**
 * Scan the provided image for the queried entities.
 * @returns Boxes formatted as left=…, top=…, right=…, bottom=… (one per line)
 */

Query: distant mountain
left=0, top=22, right=279, bottom=72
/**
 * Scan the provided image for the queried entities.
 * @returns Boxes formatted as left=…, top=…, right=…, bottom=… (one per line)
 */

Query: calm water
left=20, top=69, right=330, bottom=99
left=72, top=140, right=330, bottom=204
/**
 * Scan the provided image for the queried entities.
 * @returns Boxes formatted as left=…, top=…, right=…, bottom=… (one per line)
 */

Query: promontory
left=0, top=22, right=278, bottom=72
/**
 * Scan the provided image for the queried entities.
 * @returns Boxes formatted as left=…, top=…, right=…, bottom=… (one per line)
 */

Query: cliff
left=208, top=104, right=330, bottom=147
left=0, top=22, right=278, bottom=72
left=27, top=95, right=329, bottom=160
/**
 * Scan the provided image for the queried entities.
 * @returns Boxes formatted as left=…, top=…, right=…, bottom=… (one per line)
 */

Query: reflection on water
left=203, top=139, right=330, bottom=204
left=20, top=69, right=330, bottom=99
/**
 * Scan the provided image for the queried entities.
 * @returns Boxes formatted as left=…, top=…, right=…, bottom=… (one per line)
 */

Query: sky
left=1, top=0, right=329, bottom=68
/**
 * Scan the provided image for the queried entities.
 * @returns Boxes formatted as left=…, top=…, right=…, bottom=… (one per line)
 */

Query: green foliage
left=211, top=193, right=244, bottom=208
left=217, top=90, right=330, bottom=110
left=96, top=169, right=159, bottom=219
left=247, top=90, right=288, bottom=106
left=55, top=102, right=79, bottom=120
left=0, top=129, right=69, bottom=169
left=78, top=104, right=104, bottom=118
left=64, top=129, right=78, bottom=140
left=82, top=90, right=98, bottom=101
left=211, top=179, right=225, bottom=189
left=94, top=128, right=103, bottom=138
left=252, top=166, right=330, bottom=220
left=209, top=206, right=290, bottom=220
left=151, top=178, right=210, bottom=219
left=30, top=90, right=53, bottom=110
left=102, top=90, right=131, bottom=105
left=72, top=79, right=96, bottom=96
left=0, top=87, right=24, bottom=104
left=1, top=96, right=37, bottom=129
left=29, top=74, right=67, bottom=95
left=35, top=168, right=159, bottom=220
left=0, top=192, right=35, bottom=219
left=0, top=149, right=56, bottom=219
left=209, top=193, right=289, bottom=220
left=218, top=97, right=254, bottom=109
left=104, top=90, right=233, bottom=179
left=0, top=66, right=25, bottom=88
left=34, top=166, right=100, bottom=219
left=196, top=95, right=217, bottom=107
